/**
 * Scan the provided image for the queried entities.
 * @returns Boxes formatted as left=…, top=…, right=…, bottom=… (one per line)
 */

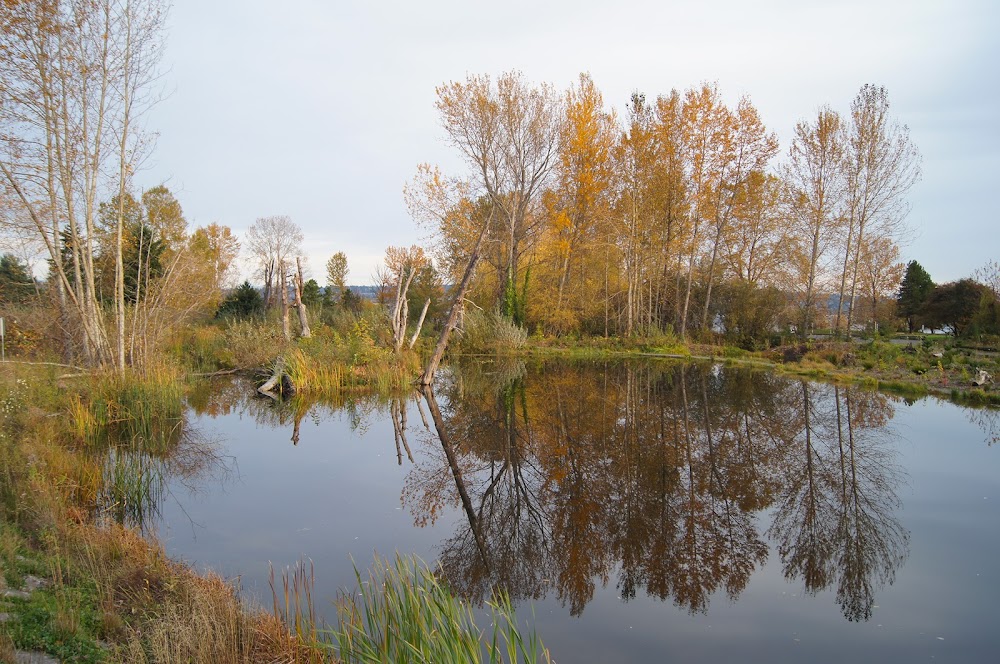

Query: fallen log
left=258, top=357, right=292, bottom=397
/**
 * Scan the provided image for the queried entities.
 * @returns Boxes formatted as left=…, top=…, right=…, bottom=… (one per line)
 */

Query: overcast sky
left=138, top=0, right=999, bottom=286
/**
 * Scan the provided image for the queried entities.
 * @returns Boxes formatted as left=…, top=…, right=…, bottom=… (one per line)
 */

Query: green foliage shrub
left=459, top=309, right=528, bottom=354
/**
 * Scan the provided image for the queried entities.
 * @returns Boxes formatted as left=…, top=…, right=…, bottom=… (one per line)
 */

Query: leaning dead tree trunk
left=420, top=385, right=488, bottom=563
left=419, top=222, right=489, bottom=386
left=294, top=256, right=311, bottom=338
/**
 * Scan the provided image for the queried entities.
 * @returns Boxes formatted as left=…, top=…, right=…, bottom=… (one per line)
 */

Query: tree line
left=897, top=259, right=1000, bottom=337
left=407, top=72, right=932, bottom=343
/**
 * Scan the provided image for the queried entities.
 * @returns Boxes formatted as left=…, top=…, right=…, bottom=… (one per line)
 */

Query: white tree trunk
left=295, top=256, right=311, bottom=338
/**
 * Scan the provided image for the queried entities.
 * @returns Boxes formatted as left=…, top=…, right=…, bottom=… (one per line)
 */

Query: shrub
left=224, top=319, right=288, bottom=369
left=459, top=310, right=528, bottom=354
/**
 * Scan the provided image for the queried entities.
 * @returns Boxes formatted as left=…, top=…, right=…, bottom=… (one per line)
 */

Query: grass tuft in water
left=331, top=553, right=551, bottom=664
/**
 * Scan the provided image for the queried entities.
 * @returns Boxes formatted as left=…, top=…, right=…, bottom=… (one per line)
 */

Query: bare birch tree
left=835, top=85, right=921, bottom=336
left=0, top=0, right=166, bottom=368
left=434, top=71, right=560, bottom=316
left=245, top=215, right=302, bottom=311
left=784, top=106, right=846, bottom=336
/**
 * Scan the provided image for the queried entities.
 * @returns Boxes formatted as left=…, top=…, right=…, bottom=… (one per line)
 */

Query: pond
left=133, top=359, right=999, bottom=662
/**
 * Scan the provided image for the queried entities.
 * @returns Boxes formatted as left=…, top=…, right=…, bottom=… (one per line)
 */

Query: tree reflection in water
left=768, top=382, right=908, bottom=621
left=406, top=361, right=909, bottom=621
left=965, top=405, right=1000, bottom=447
left=111, top=376, right=394, bottom=534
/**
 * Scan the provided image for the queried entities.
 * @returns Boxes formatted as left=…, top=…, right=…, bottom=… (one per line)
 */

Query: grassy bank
left=170, top=316, right=421, bottom=398
left=516, top=333, right=999, bottom=405
left=755, top=337, right=999, bottom=405
left=0, top=363, right=319, bottom=662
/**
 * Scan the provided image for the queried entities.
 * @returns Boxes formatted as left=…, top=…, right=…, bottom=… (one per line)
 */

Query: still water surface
left=146, top=360, right=999, bottom=663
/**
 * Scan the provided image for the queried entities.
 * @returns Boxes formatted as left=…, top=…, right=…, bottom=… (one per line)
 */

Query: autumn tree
left=113, top=194, right=239, bottom=365
left=784, top=107, right=846, bottom=336
left=835, top=85, right=921, bottom=336
left=856, top=235, right=904, bottom=333
left=722, top=170, right=788, bottom=288
left=651, top=89, right=691, bottom=333
left=534, top=73, right=617, bottom=334
left=699, top=95, right=779, bottom=330
left=972, top=261, right=1000, bottom=335
left=678, top=83, right=731, bottom=338
left=325, top=251, right=349, bottom=303
left=613, top=92, right=659, bottom=336
left=434, top=71, right=561, bottom=319
left=189, top=223, right=240, bottom=294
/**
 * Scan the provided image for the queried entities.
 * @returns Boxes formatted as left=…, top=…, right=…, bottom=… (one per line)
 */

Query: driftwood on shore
left=258, top=357, right=292, bottom=399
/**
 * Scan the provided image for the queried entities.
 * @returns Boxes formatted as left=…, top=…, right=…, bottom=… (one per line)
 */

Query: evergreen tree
left=0, top=254, right=36, bottom=304
left=301, top=279, right=323, bottom=307
left=216, top=281, right=263, bottom=319
left=896, top=260, right=934, bottom=332
left=122, top=222, right=167, bottom=304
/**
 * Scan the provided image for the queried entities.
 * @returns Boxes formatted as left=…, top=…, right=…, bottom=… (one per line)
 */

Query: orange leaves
left=384, top=244, right=428, bottom=277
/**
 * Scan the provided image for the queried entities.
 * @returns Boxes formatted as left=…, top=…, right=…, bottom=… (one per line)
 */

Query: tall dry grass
left=283, top=347, right=418, bottom=396
left=68, top=366, right=185, bottom=454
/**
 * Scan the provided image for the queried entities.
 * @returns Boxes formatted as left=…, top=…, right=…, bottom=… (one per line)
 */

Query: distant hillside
left=344, top=285, right=380, bottom=301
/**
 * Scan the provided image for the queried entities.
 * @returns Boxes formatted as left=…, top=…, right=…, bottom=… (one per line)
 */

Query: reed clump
left=459, top=310, right=529, bottom=354
left=331, top=553, right=551, bottom=664
left=70, top=366, right=185, bottom=454
left=283, top=346, right=419, bottom=396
